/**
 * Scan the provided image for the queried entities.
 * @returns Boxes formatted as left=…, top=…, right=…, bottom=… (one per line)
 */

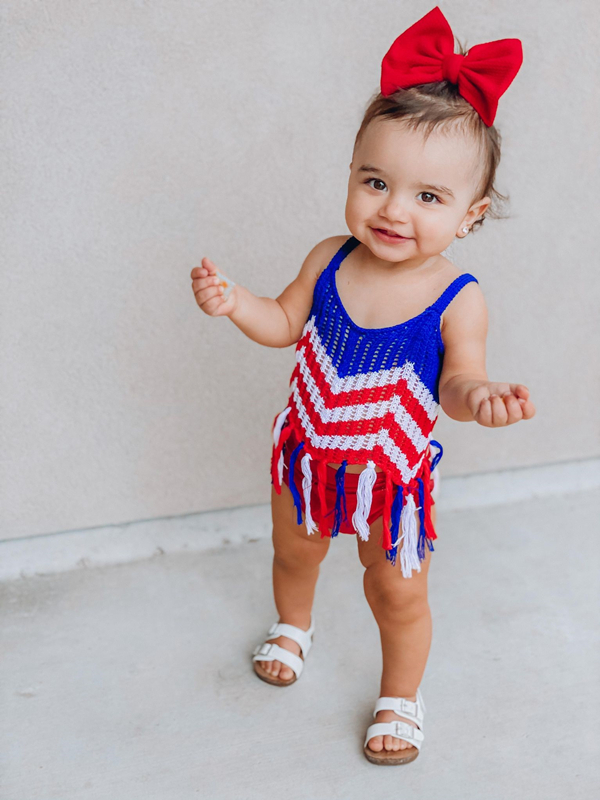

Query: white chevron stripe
left=291, top=383, right=428, bottom=484
left=293, top=359, right=433, bottom=456
left=302, top=317, right=438, bottom=420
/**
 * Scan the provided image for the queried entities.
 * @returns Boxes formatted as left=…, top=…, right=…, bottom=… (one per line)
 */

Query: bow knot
left=441, top=53, right=464, bottom=85
left=380, top=6, right=523, bottom=126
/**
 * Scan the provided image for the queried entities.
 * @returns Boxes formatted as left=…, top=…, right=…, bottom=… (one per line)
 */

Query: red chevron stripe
left=296, top=331, right=435, bottom=429
left=292, top=369, right=432, bottom=470
left=294, top=338, right=435, bottom=438
left=286, top=404, right=430, bottom=487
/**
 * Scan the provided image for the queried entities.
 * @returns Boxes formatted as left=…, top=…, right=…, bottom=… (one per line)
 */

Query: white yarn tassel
left=352, top=460, right=377, bottom=541
left=273, top=406, right=291, bottom=488
left=273, top=406, right=291, bottom=446
left=398, top=491, right=421, bottom=578
left=300, top=453, right=318, bottom=535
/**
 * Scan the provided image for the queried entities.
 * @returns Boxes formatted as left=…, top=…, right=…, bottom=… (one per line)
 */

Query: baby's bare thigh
left=271, top=482, right=331, bottom=567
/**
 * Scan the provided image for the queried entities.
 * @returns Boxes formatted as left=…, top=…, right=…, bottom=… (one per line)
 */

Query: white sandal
left=252, top=617, right=315, bottom=686
left=363, top=688, right=426, bottom=765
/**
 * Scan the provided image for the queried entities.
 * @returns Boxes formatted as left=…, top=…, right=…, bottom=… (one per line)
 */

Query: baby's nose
left=380, top=196, right=410, bottom=221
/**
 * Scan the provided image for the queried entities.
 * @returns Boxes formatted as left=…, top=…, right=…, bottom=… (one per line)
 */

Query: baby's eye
left=365, top=178, right=387, bottom=191
left=418, top=191, right=441, bottom=204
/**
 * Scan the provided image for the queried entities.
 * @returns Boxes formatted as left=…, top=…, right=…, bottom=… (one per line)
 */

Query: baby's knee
left=273, top=525, right=329, bottom=571
left=364, top=563, right=428, bottom=619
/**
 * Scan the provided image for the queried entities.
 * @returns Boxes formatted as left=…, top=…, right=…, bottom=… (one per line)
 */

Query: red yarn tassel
left=316, top=459, right=330, bottom=538
left=382, top=472, right=394, bottom=551
left=421, top=456, right=437, bottom=541
left=271, top=426, right=292, bottom=494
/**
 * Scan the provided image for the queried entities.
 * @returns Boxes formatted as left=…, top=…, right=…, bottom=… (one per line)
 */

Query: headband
left=380, top=6, right=523, bottom=126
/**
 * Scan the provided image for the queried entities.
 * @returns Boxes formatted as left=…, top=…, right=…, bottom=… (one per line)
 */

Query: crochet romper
left=270, top=235, right=478, bottom=577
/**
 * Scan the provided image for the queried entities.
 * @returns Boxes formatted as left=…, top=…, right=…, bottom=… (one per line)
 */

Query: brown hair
left=353, top=42, right=508, bottom=233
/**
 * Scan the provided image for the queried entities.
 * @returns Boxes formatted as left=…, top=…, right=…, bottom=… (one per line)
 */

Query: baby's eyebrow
left=358, top=164, right=384, bottom=175
left=358, top=165, right=456, bottom=199
left=416, top=183, right=455, bottom=199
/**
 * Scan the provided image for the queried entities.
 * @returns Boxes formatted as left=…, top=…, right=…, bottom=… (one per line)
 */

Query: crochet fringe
left=386, top=484, right=404, bottom=567
left=270, top=407, right=292, bottom=494
left=352, top=460, right=377, bottom=541
left=300, top=452, right=318, bottom=535
left=398, top=491, right=421, bottom=578
left=288, top=440, right=305, bottom=525
left=382, top=471, right=395, bottom=551
left=330, top=461, right=348, bottom=538
left=270, top=410, right=442, bottom=576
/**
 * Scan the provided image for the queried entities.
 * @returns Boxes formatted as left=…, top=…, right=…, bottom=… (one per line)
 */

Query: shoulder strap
left=430, top=273, right=478, bottom=316
left=328, top=235, right=360, bottom=272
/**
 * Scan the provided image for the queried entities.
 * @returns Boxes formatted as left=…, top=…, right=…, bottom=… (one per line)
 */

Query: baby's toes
left=278, top=664, right=294, bottom=681
left=269, top=659, right=282, bottom=677
left=384, top=734, right=400, bottom=751
left=367, top=735, right=384, bottom=752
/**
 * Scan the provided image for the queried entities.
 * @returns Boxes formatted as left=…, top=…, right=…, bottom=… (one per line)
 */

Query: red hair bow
left=380, top=6, right=523, bottom=126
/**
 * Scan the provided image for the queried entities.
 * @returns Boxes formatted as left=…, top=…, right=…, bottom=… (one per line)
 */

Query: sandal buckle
left=257, top=642, right=274, bottom=657
left=394, top=721, right=411, bottom=737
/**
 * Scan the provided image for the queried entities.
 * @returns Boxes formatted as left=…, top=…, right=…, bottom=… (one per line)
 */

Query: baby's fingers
left=476, top=392, right=534, bottom=427
left=511, top=383, right=530, bottom=401
left=201, top=256, right=218, bottom=275
left=191, top=273, right=221, bottom=293
left=474, top=396, right=493, bottom=426
left=500, top=392, right=525, bottom=424
left=194, top=282, right=236, bottom=316
left=190, top=257, right=217, bottom=280
left=489, top=395, right=508, bottom=426
left=520, top=398, right=536, bottom=420
left=475, top=394, right=509, bottom=427
left=508, top=384, right=536, bottom=420
left=194, top=281, right=223, bottom=308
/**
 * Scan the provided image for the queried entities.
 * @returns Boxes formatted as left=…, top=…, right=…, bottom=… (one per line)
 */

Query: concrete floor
left=1, top=489, right=599, bottom=800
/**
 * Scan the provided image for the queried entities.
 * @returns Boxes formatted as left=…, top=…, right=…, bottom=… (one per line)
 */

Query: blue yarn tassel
left=430, top=439, right=443, bottom=472
left=288, top=441, right=305, bottom=525
left=425, top=440, right=442, bottom=555
left=330, top=460, right=348, bottom=538
left=386, top=484, right=404, bottom=566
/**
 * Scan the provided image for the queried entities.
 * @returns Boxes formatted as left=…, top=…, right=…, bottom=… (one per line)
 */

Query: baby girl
left=191, top=6, right=536, bottom=766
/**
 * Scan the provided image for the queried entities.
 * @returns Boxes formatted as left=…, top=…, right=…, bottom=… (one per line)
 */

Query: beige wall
left=2, top=0, right=599, bottom=540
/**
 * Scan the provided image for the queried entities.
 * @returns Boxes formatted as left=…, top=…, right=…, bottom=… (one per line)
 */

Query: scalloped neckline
left=331, top=252, right=437, bottom=335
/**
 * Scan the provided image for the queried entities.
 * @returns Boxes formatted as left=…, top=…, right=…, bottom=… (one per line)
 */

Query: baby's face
left=345, top=118, right=490, bottom=264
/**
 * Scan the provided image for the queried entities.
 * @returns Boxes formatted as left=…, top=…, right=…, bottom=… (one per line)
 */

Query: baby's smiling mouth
left=372, top=227, right=410, bottom=239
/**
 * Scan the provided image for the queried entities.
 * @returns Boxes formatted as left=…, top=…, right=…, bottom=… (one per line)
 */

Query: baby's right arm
left=190, top=236, right=345, bottom=348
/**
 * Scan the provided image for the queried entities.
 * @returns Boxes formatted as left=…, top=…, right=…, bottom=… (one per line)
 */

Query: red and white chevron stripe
left=286, top=317, right=439, bottom=487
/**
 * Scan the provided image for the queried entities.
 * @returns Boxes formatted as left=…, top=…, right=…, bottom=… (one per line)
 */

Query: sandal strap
left=373, top=689, right=425, bottom=727
left=252, top=642, right=304, bottom=678
left=364, top=721, right=425, bottom=751
left=265, top=618, right=315, bottom=658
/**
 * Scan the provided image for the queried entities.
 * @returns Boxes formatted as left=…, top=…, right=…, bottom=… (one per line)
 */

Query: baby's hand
left=469, top=382, right=536, bottom=427
left=190, top=257, right=238, bottom=317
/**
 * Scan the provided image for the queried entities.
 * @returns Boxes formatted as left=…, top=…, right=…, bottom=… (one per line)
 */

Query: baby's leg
left=256, top=481, right=331, bottom=680
left=358, top=504, right=436, bottom=752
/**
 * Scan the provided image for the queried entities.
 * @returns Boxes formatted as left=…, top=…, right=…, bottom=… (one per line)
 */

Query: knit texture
left=271, top=235, right=478, bottom=575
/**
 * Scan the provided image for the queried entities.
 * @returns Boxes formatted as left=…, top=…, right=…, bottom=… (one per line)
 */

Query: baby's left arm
left=438, top=282, right=536, bottom=426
